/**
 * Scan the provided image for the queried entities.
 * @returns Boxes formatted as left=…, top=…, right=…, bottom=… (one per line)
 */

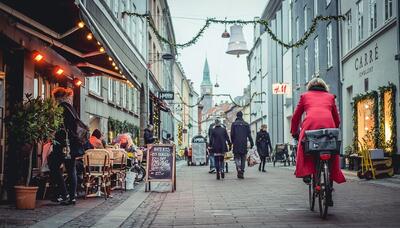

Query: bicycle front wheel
left=318, top=162, right=330, bottom=219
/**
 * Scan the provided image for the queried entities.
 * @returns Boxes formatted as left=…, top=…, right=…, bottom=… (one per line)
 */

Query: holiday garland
left=122, top=12, right=345, bottom=49
left=352, top=91, right=379, bottom=151
left=108, top=117, right=140, bottom=144
left=378, top=83, right=397, bottom=154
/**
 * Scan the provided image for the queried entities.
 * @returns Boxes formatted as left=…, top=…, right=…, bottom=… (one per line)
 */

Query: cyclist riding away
left=290, top=77, right=346, bottom=205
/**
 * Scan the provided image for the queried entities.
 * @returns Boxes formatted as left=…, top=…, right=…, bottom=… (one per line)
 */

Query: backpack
left=61, top=103, right=90, bottom=146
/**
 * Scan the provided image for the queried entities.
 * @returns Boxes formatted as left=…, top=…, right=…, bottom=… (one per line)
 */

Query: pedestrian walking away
left=230, top=111, right=254, bottom=179
left=207, top=123, right=216, bottom=173
left=256, top=124, right=272, bottom=172
left=210, top=119, right=231, bottom=180
left=144, top=124, right=156, bottom=146
left=290, top=78, right=346, bottom=206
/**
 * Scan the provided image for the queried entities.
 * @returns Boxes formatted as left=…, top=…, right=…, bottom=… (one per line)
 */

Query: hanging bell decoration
left=221, top=28, right=230, bottom=38
left=226, top=24, right=249, bottom=57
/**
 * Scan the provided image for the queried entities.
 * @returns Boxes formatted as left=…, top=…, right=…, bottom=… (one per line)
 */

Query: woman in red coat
left=290, top=78, right=346, bottom=184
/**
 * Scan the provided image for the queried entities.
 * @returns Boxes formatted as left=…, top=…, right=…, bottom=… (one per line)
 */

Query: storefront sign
left=159, top=91, right=174, bottom=100
left=272, top=83, right=290, bottom=94
left=354, top=43, right=378, bottom=77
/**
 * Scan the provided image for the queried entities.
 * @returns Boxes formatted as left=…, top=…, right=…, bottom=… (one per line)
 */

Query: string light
left=54, top=66, right=64, bottom=76
left=86, top=33, right=93, bottom=40
left=108, top=57, right=113, bottom=61
left=32, top=51, right=44, bottom=62
left=78, top=21, right=85, bottom=28
left=112, top=62, right=116, bottom=67
left=99, top=47, right=105, bottom=52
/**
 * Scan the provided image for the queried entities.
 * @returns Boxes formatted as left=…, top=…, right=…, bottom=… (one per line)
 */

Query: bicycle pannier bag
left=302, top=128, right=341, bottom=154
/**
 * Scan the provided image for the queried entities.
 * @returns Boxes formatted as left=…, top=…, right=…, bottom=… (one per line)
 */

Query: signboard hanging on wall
left=145, top=144, right=176, bottom=192
left=272, top=83, right=290, bottom=95
left=159, top=91, right=174, bottom=100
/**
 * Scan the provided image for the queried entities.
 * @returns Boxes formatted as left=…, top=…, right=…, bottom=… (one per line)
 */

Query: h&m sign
left=272, top=83, right=290, bottom=95
left=158, top=91, right=174, bottom=100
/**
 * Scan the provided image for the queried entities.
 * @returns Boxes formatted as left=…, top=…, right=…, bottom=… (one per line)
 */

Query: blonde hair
left=307, top=77, right=329, bottom=91
left=261, top=124, right=268, bottom=130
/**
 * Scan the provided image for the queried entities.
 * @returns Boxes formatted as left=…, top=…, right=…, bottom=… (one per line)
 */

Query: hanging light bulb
left=78, top=21, right=85, bottom=28
left=99, top=47, right=105, bottom=52
left=221, top=18, right=230, bottom=38
left=108, top=57, right=113, bottom=61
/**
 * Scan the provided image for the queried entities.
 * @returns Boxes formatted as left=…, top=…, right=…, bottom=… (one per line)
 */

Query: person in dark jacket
left=230, top=111, right=254, bottom=179
left=256, top=124, right=272, bottom=172
left=144, top=124, right=156, bottom=145
left=49, top=87, right=85, bottom=205
left=210, top=119, right=231, bottom=180
left=207, top=123, right=216, bottom=173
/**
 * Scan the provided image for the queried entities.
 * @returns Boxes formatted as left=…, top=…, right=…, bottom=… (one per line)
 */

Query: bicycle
left=308, top=152, right=333, bottom=219
left=303, top=128, right=340, bottom=219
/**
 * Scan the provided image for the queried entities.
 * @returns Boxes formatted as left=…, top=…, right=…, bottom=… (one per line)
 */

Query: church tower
left=200, top=58, right=213, bottom=114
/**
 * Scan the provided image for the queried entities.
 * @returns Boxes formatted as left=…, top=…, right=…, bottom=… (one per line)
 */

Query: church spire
left=201, top=58, right=212, bottom=86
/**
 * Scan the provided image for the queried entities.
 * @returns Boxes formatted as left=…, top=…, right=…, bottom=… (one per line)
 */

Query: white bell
left=226, top=25, right=249, bottom=57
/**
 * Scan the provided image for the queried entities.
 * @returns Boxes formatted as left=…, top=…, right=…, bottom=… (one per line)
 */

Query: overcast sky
left=168, top=0, right=267, bottom=102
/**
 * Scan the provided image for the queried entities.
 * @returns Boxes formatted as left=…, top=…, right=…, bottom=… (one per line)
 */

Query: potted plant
left=6, top=94, right=63, bottom=209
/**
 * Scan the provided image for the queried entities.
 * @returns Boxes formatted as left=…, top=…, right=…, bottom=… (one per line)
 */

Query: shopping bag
left=247, top=146, right=261, bottom=167
left=41, top=142, right=52, bottom=173
left=224, top=151, right=234, bottom=160
left=125, top=171, right=136, bottom=190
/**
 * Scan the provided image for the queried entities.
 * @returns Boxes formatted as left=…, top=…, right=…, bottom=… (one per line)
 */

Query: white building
left=340, top=0, right=399, bottom=170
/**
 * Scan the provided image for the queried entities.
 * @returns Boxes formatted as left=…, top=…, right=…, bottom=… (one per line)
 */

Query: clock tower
left=200, top=58, right=213, bottom=115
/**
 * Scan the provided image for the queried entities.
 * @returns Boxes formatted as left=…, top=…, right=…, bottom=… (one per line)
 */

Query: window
left=296, top=55, right=300, bottom=84
left=131, top=90, right=136, bottom=112
left=115, top=81, right=120, bottom=105
left=113, top=0, right=119, bottom=18
left=122, top=84, right=127, bottom=108
left=288, top=1, right=292, bottom=42
left=304, top=6, right=308, bottom=30
left=314, top=0, right=318, bottom=17
left=345, top=10, right=353, bottom=52
left=327, top=23, right=333, bottom=68
left=108, top=78, right=113, bottom=101
left=295, top=17, right=299, bottom=41
left=130, top=3, right=137, bottom=44
left=326, top=0, right=331, bottom=6
left=385, top=0, right=393, bottom=21
left=138, top=19, right=144, bottom=54
left=314, top=36, right=319, bottom=74
left=357, top=0, right=364, bottom=42
left=33, top=77, right=39, bottom=98
left=89, top=77, right=102, bottom=95
left=304, top=46, right=309, bottom=83
left=369, top=0, right=377, bottom=33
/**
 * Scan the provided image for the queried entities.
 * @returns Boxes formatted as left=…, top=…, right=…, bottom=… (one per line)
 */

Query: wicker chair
left=83, top=149, right=111, bottom=199
left=110, top=149, right=128, bottom=191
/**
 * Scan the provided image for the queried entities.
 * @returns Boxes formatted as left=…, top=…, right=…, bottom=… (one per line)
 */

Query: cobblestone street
left=2, top=161, right=400, bottom=227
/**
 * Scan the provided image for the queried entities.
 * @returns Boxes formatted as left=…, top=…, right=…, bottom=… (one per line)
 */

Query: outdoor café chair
left=83, top=149, right=111, bottom=199
left=111, top=149, right=128, bottom=191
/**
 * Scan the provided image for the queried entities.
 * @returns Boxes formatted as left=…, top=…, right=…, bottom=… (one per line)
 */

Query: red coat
left=290, top=90, right=346, bottom=184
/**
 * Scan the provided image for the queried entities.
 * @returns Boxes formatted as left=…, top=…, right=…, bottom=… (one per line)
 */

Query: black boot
left=238, top=171, right=244, bottom=179
left=258, top=164, right=261, bottom=171
left=216, top=172, right=220, bottom=180
left=221, top=172, right=225, bottom=179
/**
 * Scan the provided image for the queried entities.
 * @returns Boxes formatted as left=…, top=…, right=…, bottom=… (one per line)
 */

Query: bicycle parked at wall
left=303, top=128, right=341, bottom=219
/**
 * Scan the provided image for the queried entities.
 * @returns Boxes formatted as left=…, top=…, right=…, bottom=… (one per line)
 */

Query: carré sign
left=159, top=91, right=174, bottom=100
left=272, top=83, right=290, bottom=95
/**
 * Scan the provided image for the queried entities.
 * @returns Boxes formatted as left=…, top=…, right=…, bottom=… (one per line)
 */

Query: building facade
left=340, top=0, right=400, bottom=170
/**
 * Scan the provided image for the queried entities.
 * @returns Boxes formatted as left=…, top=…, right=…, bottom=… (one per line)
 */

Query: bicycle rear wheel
left=309, top=175, right=315, bottom=211
left=318, top=162, right=330, bottom=219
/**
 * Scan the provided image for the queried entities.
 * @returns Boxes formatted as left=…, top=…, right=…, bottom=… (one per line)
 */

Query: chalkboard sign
left=145, top=144, right=176, bottom=192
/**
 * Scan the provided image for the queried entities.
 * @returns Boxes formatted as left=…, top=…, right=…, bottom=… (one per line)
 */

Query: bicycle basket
left=302, top=128, right=341, bottom=154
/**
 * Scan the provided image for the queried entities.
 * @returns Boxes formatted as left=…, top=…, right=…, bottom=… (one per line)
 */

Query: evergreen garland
left=378, top=83, right=397, bottom=153
left=122, top=12, right=345, bottom=49
left=352, top=91, right=379, bottom=151
left=108, top=117, right=140, bottom=143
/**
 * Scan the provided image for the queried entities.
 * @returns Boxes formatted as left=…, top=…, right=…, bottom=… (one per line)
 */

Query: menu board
left=147, top=144, right=174, bottom=180
left=192, top=135, right=207, bottom=165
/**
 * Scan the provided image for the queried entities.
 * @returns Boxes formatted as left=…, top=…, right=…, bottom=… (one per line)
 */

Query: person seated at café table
left=90, top=129, right=104, bottom=149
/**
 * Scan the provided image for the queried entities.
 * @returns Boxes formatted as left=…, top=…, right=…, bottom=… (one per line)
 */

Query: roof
left=201, top=58, right=212, bottom=86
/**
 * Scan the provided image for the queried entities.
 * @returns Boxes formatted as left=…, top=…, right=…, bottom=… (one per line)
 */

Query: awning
left=0, top=0, right=140, bottom=88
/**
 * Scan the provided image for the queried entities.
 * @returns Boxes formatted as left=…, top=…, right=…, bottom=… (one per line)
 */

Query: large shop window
left=33, top=72, right=57, bottom=99
left=380, top=85, right=396, bottom=153
left=356, top=97, right=376, bottom=149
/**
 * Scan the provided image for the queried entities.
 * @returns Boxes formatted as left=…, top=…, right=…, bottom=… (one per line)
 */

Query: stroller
left=272, top=143, right=291, bottom=166
left=289, top=141, right=297, bottom=166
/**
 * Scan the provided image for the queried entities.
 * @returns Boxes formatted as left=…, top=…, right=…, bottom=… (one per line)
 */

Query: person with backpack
left=49, top=87, right=88, bottom=205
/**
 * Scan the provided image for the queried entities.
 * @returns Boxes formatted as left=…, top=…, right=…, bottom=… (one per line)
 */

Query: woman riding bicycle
left=290, top=78, right=346, bottom=185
